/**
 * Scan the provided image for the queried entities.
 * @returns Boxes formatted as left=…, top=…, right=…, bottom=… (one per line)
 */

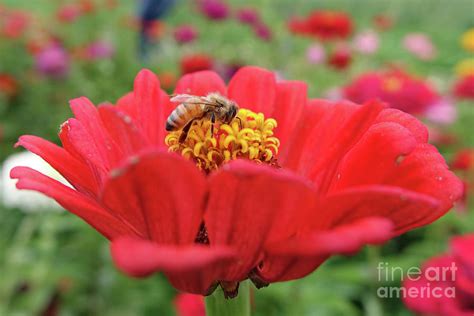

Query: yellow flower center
left=383, top=77, right=402, bottom=92
left=165, top=109, right=280, bottom=172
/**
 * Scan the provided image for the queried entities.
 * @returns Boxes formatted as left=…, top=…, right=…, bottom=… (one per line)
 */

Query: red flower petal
left=260, top=217, right=393, bottom=282
left=321, top=185, right=439, bottom=235
left=386, top=143, right=463, bottom=213
left=272, top=81, right=307, bottom=153
left=174, top=70, right=227, bottom=96
left=111, top=236, right=234, bottom=276
left=330, top=121, right=418, bottom=190
left=376, top=108, right=428, bottom=143
left=227, top=66, right=276, bottom=115
left=133, top=69, right=163, bottom=146
left=204, top=160, right=315, bottom=281
left=70, top=97, right=121, bottom=166
left=101, top=150, right=206, bottom=242
left=98, top=104, right=148, bottom=156
left=65, top=118, right=109, bottom=185
left=279, top=98, right=335, bottom=168
left=15, top=135, right=98, bottom=195
left=10, top=167, right=136, bottom=239
left=293, top=100, right=384, bottom=191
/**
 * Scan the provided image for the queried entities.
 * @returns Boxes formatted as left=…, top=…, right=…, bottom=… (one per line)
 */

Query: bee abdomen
left=166, top=103, right=201, bottom=131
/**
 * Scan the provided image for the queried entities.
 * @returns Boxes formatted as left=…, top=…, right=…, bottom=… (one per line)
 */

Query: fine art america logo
left=376, top=262, right=457, bottom=299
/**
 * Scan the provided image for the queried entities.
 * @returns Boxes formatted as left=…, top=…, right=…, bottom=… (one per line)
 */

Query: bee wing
left=170, top=94, right=197, bottom=103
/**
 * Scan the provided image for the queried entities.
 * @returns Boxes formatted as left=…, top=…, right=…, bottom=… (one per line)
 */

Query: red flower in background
left=403, top=234, right=474, bottom=316
left=0, top=73, right=19, bottom=98
left=453, top=75, right=474, bottom=100
left=56, top=4, right=81, bottom=23
left=180, top=54, right=214, bottom=74
left=328, top=45, right=352, bottom=70
left=288, top=10, right=353, bottom=41
left=11, top=67, right=462, bottom=297
left=0, top=10, right=30, bottom=39
left=344, top=70, right=440, bottom=114
left=174, top=293, right=205, bottom=316
left=451, top=149, right=474, bottom=171
left=372, top=14, right=394, bottom=31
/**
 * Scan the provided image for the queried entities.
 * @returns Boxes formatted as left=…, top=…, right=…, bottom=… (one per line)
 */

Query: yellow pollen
left=165, top=109, right=280, bottom=172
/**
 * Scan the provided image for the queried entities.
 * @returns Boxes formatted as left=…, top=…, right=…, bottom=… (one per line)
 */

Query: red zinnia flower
left=1, top=10, right=30, bottom=39
left=11, top=67, right=462, bottom=297
left=451, top=149, right=474, bottom=171
left=453, top=75, right=474, bottom=100
left=403, top=234, right=474, bottom=316
left=56, top=4, right=81, bottom=23
left=180, top=54, right=214, bottom=75
left=344, top=70, right=440, bottom=114
left=0, top=73, right=19, bottom=98
left=327, top=45, right=352, bottom=70
left=288, top=10, right=353, bottom=41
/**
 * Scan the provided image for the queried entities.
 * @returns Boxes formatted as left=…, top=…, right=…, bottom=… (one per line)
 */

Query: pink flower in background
left=403, top=33, right=437, bottom=60
left=86, top=40, right=115, bottom=60
left=236, top=7, right=260, bottom=25
left=352, top=30, right=379, bottom=55
left=173, top=25, right=199, bottom=44
left=306, top=43, right=326, bottom=65
left=36, top=45, right=70, bottom=78
left=253, top=22, right=272, bottom=41
left=198, top=0, right=229, bottom=21
left=403, top=234, right=474, bottom=316
left=174, top=293, right=205, bottom=316
left=344, top=70, right=440, bottom=114
left=424, top=98, right=457, bottom=125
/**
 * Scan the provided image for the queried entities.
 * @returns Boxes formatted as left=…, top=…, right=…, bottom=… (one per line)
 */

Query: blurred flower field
left=1, top=0, right=474, bottom=315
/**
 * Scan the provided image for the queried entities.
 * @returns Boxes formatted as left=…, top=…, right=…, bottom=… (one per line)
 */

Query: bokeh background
left=1, top=0, right=473, bottom=315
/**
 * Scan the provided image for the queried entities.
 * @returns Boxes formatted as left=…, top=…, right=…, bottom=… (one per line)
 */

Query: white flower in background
left=0, top=151, right=69, bottom=212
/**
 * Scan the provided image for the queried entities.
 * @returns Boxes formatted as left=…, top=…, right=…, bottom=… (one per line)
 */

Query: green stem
left=205, top=281, right=251, bottom=316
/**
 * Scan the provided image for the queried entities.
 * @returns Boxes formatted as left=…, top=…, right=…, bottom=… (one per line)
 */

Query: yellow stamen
left=165, top=109, right=280, bottom=172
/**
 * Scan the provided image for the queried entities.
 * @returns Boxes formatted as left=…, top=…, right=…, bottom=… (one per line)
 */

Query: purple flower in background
left=198, top=0, right=229, bottom=21
left=36, top=45, right=69, bottom=78
left=306, top=43, right=326, bottom=64
left=403, top=33, right=437, bottom=60
left=173, top=24, right=198, bottom=44
left=86, top=40, right=115, bottom=60
left=352, top=29, right=379, bottom=55
left=236, top=7, right=259, bottom=25
left=254, top=23, right=272, bottom=41
left=424, top=98, right=458, bottom=125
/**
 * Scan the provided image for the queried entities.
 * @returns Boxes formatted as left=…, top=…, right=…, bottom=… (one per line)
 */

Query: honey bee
left=166, top=93, right=239, bottom=143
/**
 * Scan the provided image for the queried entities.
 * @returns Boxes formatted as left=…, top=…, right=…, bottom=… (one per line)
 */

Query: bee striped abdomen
left=165, top=102, right=204, bottom=131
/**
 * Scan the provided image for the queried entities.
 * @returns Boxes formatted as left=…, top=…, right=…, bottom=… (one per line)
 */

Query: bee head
left=224, top=102, right=239, bottom=123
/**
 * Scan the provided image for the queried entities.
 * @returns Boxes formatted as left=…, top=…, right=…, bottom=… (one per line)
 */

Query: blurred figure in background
left=138, top=0, right=177, bottom=60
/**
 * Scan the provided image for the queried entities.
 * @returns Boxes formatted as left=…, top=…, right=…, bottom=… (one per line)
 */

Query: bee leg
left=235, top=117, right=243, bottom=128
left=210, top=112, right=216, bottom=137
left=179, top=119, right=195, bottom=143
